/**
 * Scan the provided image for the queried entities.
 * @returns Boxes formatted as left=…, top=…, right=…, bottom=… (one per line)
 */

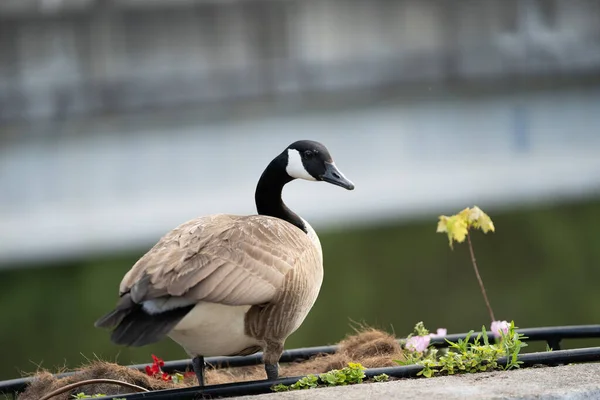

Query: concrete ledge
left=233, top=363, right=600, bottom=400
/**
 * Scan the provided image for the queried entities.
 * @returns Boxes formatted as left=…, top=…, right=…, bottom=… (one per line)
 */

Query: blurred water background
left=1, top=0, right=600, bottom=380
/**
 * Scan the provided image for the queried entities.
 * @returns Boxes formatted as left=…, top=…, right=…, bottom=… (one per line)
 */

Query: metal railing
left=4, top=47, right=600, bottom=124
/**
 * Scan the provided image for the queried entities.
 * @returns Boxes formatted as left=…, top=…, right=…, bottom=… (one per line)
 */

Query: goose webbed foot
left=192, top=355, right=206, bottom=386
left=265, top=363, right=279, bottom=380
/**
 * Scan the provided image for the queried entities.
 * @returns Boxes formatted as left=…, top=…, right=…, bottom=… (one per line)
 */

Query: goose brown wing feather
left=119, top=214, right=315, bottom=306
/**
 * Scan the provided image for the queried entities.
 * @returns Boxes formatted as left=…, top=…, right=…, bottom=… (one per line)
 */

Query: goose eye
left=304, top=150, right=313, bottom=159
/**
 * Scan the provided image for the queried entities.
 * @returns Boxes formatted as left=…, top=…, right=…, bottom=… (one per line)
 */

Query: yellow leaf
left=436, top=206, right=495, bottom=248
left=447, top=215, right=468, bottom=246
left=468, top=206, right=496, bottom=233
left=348, top=362, right=366, bottom=370
left=437, top=214, right=468, bottom=249
left=436, top=216, right=449, bottom=233
left=458, top=207, right=472, bottom=222
left=481, top=219, right=495, bottom=233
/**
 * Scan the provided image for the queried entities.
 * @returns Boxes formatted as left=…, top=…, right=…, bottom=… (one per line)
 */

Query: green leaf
left=482, top=326, right=489, bottom=346
left=373, top=373, right=389, bottom=382
left=272, top=383, right=290, bottom=392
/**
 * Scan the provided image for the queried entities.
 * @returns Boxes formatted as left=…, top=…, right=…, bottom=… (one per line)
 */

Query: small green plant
left=398, top=206, right=524, bottom=378
left=372, top=373, right=389, bottom=382
left=271, top=383, right=289, bottom=392
left=501, top=321, right=528, bottom=370
left=320, top=363, right=366, bottom=386
left=72, top=394, right=108, bottom=399
left=272, top=374, right=319, bottom=392
left=170, top=372, right=186, bottom=384
left=291, top=374, right=319, bottom=389
left=397, top=321, right=528, bottom=378
left=437, top=206, right=497, bottom=323
left=272, top=363, right=366, bottom=392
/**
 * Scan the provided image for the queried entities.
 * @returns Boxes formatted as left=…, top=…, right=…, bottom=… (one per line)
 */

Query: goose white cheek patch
left=286, top=149, right=316, bottom=181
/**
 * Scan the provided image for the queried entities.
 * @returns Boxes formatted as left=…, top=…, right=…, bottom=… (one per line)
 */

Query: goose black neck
left=255, top=157, right=307, bottom=234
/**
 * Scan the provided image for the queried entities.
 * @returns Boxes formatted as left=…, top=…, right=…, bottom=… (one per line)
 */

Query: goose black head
left=284, top=140, right=355, bottom=190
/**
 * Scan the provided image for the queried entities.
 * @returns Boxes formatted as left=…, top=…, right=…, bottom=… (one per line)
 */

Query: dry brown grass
left=18, top=361, right=185, bottom=400
left=19, top=328, right=404, bottom=399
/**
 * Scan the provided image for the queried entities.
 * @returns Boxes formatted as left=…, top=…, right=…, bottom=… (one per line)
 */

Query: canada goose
left=95, top=140, right=354, bottom=385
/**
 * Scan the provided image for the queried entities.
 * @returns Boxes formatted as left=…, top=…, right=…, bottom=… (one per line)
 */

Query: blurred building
left=1, top=0, right=600, bottom=266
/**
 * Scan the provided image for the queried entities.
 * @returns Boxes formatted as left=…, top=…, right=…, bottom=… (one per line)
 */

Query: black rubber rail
left=0, top=345, right=335, bottom=397
left=144, top=324, right=600, bottom=373
left=3, top=324, right=600, bottom=397
left=96, top=346, right=600, bottom=400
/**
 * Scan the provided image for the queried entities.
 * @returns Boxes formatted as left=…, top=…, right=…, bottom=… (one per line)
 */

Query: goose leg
left=263, top=339, right=284, bottom=380
left=192, top=355, right=206, bottom=386
left=265, top=363, right=279, bottom=380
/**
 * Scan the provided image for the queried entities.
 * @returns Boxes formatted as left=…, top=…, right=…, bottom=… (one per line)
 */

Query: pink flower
left=491, top=320, right=510, bottom=337
left=430, top=328, right=447, bottom=338
left=406, top=335, right=431, bottom=352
